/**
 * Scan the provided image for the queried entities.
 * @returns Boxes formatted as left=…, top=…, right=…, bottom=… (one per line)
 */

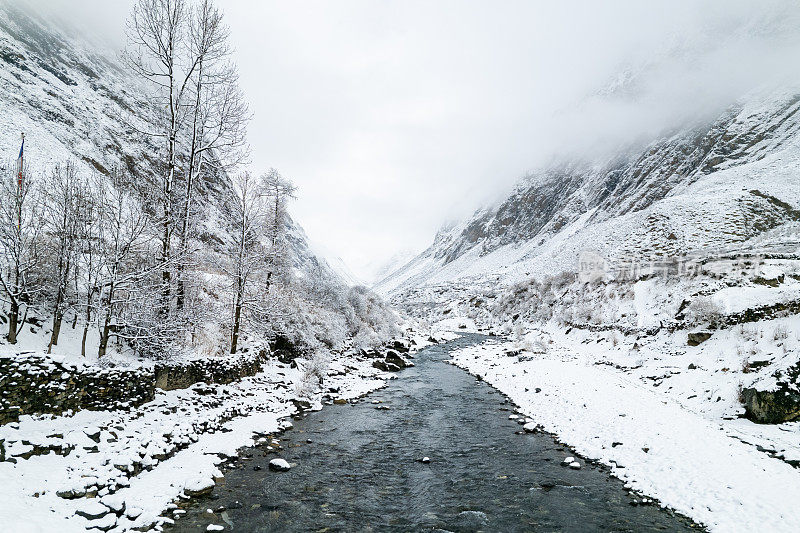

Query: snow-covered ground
left=450, top=328, right=800, bottom=532
left=0, top=345, right=412, bottom=532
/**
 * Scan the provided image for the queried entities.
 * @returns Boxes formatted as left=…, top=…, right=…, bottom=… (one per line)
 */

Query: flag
left=16, top=134, right=24, bottom=190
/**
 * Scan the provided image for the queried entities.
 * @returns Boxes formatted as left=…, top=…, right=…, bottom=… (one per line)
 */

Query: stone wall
left=0, top=354, right=155, bottom=425
left=153, top=349, right=268, bottom=390
left=0, top=349, right=271, bottom=425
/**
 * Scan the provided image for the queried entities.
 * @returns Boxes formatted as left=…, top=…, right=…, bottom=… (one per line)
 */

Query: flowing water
left=170, top=334, right=698, bottom=532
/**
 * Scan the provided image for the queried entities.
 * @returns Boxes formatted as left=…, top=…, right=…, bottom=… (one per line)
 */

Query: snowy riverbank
left=450, top=332, right=800, bottom=532
left=0, top=347, right=407, bottom=532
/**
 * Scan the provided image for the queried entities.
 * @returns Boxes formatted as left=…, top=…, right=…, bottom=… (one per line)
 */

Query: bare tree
left=96, top=169, right=151, bottom=357
left=42, top=161, right=86, bottom=353
left=125, top=0, right=202, bottom=316
left=74, top=174, right=106, bottom=356
left=0, top=157, right=42, bottom=344
left=176, top=0, right=249, bottom=310
left=226, top=171, right=267, bottom=354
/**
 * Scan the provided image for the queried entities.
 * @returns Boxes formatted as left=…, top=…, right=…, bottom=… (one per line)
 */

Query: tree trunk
left=230, top=285, right=242, bottom=354
left=81, top=298, right=91, bottom=357
left=48, top=313, right=63, bottom=353
left=98, top=314, right=111, bottom=358
left=48, top=287, right=65, bottom=353
left=178, top=59, right=204, bottom=312
left=8, top=299, right=18, bottom=344
left=81, top=324, right=89, bottom=357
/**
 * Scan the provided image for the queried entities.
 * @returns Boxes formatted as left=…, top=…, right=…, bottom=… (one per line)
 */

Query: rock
left=291, top=399, right=313, bottom=412
left=372, top=360, right=390, bottom=372
left=207, top=525, right=225, bottom=531
left=57, top=487, right=86, bottom=499
left=84, top=427, right=102, bottom=443
left=100, top=494, right=125, bottom=515
left=333, top=398, right=348, bottom=405
left=89, top=513, right=118, bottom=531
left=687, top=331, right=712, bottom=346
left=75, top=500, right=110, bottom=520
left=419, top=457, right=431, bottom=463
left=125, top=507, right=144, bottom=520
left=742, top=386, right=800, bottom=423
left=269, top=458, right=291, bottom=471
left=253, top=465, right=262, bottom=471
left=523, top=422, right=539, bottom=433
left=569, top=461, right=581, bottom=470
left=561, top=456, right=575, bottom=466
left=385, top=351, right=411, bottom=369
left=688, top=363, right=698, bottom=370
left=391, top=340, right=410, bottom=353
left=184, top=477, right=215, bottom=497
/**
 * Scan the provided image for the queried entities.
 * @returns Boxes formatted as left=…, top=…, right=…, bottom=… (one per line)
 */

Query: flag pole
left=16, top=132, right=24, bottom=230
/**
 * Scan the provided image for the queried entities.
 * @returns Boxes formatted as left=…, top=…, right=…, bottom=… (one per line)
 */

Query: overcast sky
left=24, top=0, right=800, bottom=282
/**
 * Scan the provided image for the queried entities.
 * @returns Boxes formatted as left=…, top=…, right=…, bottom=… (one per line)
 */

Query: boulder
left=687, top=331, right=712, bottom=346
left=372, top=360, right=390, bottom=372
left=742, top=386, right=800, bottom=423
left=390, top=340, right=410, bottom=353
left=385, top=351, right=411, bottom=369
left=365, top=349, right=382, bottom=359
left=75, top=500, right=110, bottom=520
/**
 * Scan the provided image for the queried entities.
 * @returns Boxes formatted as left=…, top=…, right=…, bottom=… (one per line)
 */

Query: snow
left=0, top=348, right=391, bottom=532
left=451, top=339, right=800, bottom=531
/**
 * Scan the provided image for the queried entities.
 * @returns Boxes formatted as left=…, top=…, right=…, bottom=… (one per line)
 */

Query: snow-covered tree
left=42, top=161, right=87, bottom=353
left=176, top=0, right=249, bottom=311
left=125, top=0, right=200, bottom=317
left=0, top=159, right=42, bottom=344
left=262, top=168, right=296, bottom=292
left=225, top=171, right=268, bottom=354
left=95, top=168, right=152, bottom=357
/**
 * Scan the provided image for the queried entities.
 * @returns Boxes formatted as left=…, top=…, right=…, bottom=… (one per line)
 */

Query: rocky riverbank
left=0, top=333, right=436, bottom=532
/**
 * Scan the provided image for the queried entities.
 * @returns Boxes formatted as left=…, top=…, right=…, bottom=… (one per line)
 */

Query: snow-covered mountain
left=0, top=2, right=344, bottom=287
left=377, top=86, right=800, bottom=295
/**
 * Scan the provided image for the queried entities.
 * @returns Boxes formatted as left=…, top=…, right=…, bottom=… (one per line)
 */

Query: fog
left=20, top=0, right=800, bottom=282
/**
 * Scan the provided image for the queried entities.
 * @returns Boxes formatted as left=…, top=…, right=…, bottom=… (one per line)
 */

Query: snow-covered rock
left=268, top=458, right=291, bottom=471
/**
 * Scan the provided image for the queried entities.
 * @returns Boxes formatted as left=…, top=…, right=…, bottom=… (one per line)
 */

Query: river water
left=170, top=334, right=697, bottom=532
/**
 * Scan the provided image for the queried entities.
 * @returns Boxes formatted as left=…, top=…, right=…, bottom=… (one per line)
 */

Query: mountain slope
left=377, top=86, right=800, bottom=295
left=0, top=3, right=397, bottom=357
left=0, top=2, right=352, bottom=286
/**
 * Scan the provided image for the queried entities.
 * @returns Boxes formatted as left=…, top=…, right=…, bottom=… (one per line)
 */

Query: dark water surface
left=170, top=334, right=697, bottom=532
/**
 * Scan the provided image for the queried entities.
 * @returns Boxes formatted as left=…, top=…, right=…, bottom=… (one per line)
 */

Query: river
left=169, top=334, right=697, bottom=532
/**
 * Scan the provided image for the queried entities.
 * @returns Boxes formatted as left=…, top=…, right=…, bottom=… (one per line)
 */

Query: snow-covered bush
left=295, top=351, right=329, bottom=399
left=686, top=297, right=724, bottom=326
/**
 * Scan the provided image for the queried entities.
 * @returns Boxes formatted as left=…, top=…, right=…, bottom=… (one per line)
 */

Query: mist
left=16, top=0, right=800, bottom=282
